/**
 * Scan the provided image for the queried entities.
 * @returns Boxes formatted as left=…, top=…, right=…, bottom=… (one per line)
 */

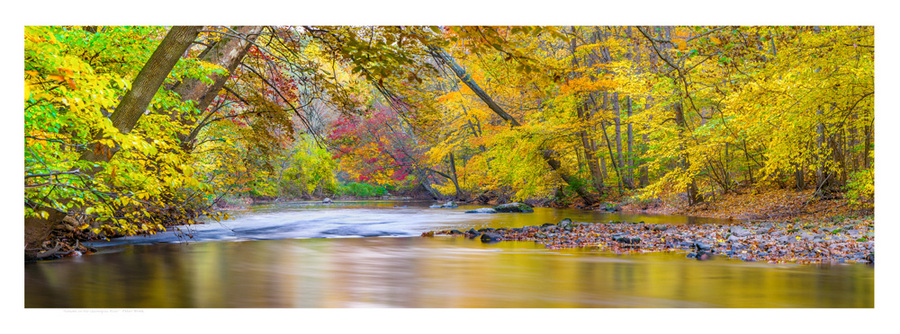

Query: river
left=24, top=201, right=874, bottom=308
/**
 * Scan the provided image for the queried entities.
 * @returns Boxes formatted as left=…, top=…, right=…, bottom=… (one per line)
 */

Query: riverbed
left=24, top=201, right=873, bottom=308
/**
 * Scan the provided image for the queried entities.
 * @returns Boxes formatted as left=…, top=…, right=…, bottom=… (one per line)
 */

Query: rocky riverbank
left=424, top=217, right=874, bottom=265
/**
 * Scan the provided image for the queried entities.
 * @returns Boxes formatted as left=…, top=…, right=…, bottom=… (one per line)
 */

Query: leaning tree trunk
left=81, top=26, right=204, bottom=165
left=430, top=46, right=598, bottom=205
left=179, top=26, right=265, bottom=149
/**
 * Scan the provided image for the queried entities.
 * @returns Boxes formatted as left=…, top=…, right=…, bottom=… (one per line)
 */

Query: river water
left=24, top=201, right=873, bottom=308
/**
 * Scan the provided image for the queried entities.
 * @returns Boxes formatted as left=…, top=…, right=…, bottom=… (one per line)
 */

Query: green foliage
left=337, top=182, right=387, bottom=198
left=277, top=135, right=340, bottom=197
left=845, top=168, right=874, bottom=208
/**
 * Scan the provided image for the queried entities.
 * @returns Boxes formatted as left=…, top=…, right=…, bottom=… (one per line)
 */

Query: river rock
left=481, top=233, right=503, bottom=243
left=430, top=201, right=457, bottom=209
left=601, top=203, right=621, bottom=212
left=493, top=202, right=534, bottom=213
left=730, top=226, right=753, bottom=237
left=465, top=208, right=498, bottom=214
left=692, top=242, right=711, bottom=251
left=449, top=229, right=464, bottom=234
left=615, top=236, right=641, bottom=244
left=322, top=198, right=333, bottom=204
left=466, top=228, right=479, bottom=235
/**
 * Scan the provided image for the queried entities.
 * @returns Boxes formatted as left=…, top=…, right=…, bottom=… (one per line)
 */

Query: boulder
left=601, top=203, right=621, bottom=212
left=431, top=201, right=458, bottom=209
left=322, top=198, right=333, bottom=204
left=558, top=219, right=576, bottom=231
left=493, top=202, right=534, bottom=213
left=465, top=208, right=498, bottom=214
left=481, top=233, right=503, bottom=243
left=695, top=251, right=713, bottom=261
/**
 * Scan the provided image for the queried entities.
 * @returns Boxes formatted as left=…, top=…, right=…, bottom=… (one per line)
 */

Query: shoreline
left=425, top=217, right=874, bottom=265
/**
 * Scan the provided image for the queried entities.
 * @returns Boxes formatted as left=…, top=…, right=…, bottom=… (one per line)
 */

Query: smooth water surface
left=24, top=201, right=874, bottom=308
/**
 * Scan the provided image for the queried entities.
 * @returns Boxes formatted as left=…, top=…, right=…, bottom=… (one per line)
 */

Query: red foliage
left=327, top=103, right=421, bottom=184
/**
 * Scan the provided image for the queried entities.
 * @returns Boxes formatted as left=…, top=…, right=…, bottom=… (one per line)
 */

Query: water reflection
left=26, top=236, right=873, bottom=308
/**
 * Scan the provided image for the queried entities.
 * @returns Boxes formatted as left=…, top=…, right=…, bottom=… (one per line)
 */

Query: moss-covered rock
left=493, top=202, right=534, bottom=213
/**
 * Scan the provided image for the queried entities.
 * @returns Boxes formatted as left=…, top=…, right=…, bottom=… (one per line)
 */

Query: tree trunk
left=448, top=153, right=463, bottom=199
left=639, top=99, right=651, bottom=188
left=578, top=102, right=604, bottom=193
left=180, top=26, right=265, bottom=148
left=599, top=92, right=609, bottom=181
left=816, top=106, right=828, bottom=190
left=431, top=46, right=597, bottom=205
left=864, top=124, right=871, bottom=169
left=81, top=26, right=204, bottom=165
left=674, top=102, right=703, bottom=205
left=600, top=120, right=624, bottom=193
left=429, top=47, right=519, bottom=126
left=613, top=92, right=625, bottom=188
left=626, top=96, right=634, bottom=189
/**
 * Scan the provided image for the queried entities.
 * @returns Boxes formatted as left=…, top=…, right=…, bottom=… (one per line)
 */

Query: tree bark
left=81, top=26, right=204, bottom=165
